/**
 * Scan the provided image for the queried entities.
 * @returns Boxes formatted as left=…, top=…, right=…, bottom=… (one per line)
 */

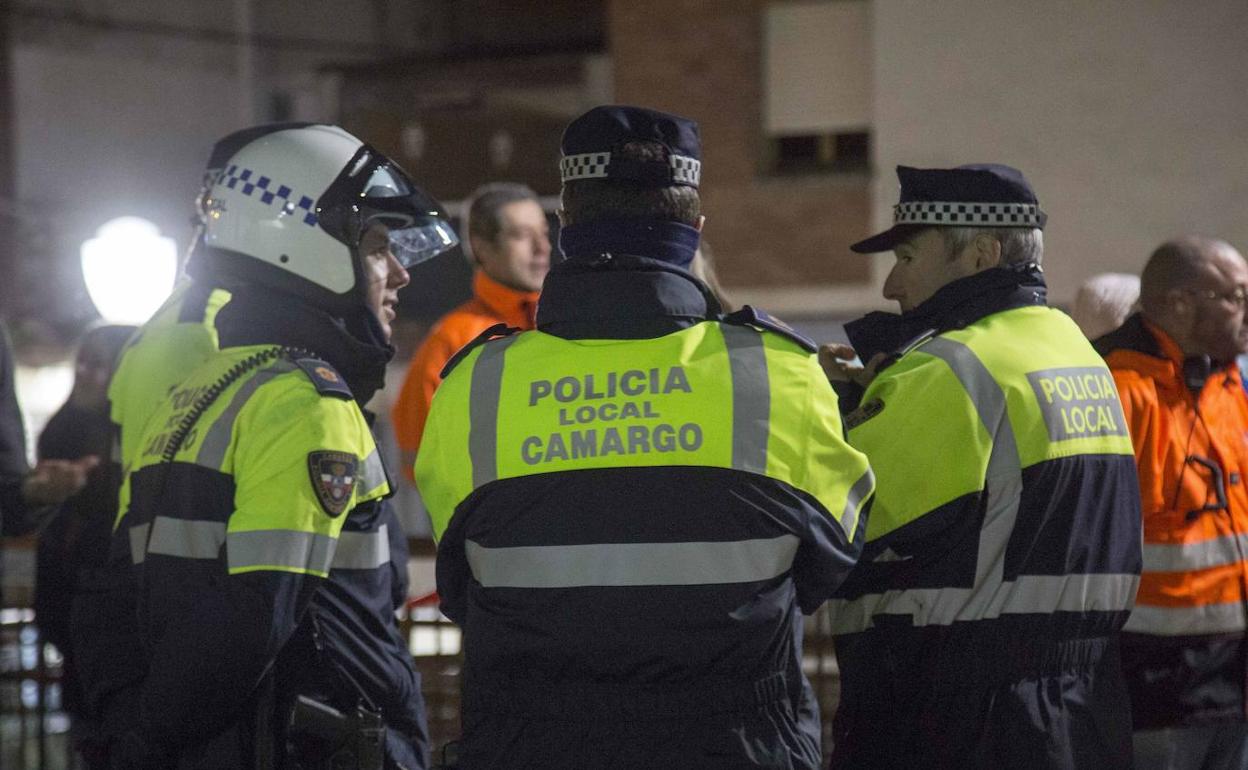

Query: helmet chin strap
left=341, top=261, right=395, bottom=359
left=343, top=304, right=392, bottom=354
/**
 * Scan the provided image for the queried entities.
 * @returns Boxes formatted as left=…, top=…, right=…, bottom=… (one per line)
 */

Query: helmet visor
left=386, top=217, right=459, bottom=268
left=317, top=145, right=459, bottom=268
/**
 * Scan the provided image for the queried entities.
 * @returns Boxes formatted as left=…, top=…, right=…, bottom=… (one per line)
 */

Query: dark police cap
left=850, top=164, right=1047, bottom=254
left=560, top=105, right=701, bottom=188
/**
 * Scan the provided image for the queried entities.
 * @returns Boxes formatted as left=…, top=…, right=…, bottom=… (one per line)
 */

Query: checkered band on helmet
left=894, top=201, right=1044, bottom=227
left=219, top=164, right=319, bottom=226
left=560, top=152, right=702, bottom=186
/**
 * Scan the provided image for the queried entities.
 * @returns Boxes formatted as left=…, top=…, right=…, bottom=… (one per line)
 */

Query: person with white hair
left=1071, top=273, right=1140, bottom=340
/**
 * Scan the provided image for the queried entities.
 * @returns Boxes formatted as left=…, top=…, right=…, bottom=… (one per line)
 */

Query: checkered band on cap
left=894, top=200, right=1043, bottom=227
left=560, top=152, right=702, bottom=186
left=219, top=164, right=319, bottom=226
left=669, top=154, right=701, bottom=185
left=560, top=152, right=611, bottom=182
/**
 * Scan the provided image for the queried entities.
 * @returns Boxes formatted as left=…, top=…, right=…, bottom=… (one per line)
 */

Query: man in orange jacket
left=1096, top=235, right=1248, bottom=768
left=392, top=183, right=551, bottom=476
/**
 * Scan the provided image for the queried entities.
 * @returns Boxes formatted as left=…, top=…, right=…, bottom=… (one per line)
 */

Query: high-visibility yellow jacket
left=416, top=273, right=873, bottom=769
left=829, top=266, right=1142, bottom=768
left=109, top=279, right=232, bottom=479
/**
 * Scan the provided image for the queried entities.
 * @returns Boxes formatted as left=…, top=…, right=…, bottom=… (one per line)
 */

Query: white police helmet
left=201, top=124, right=457, bottom=312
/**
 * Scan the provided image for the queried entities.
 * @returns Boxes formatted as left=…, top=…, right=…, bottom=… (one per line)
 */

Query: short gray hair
left=939, top=227, right=1044, bottom=267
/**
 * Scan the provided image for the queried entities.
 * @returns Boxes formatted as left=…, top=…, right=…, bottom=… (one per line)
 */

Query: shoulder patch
left=440, top=323, right=522, bottom=379
left=308, top=451, right=358, bottom=517
left=293, top=358, right=354, bottom=400
left=721, top=305, right=816, bottom=352
left=874, top=328, right=938, bottom=374
left=844, top=398, right=885, bottom=429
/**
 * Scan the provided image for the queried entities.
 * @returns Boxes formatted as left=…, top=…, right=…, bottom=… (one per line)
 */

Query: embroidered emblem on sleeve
left=308, top=451, right=358, bottom=517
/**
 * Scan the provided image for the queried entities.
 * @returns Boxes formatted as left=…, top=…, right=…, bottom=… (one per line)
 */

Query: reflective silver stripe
left=832, top=335, right=1032, bottom=631
left=468, top=336, right=519, bottom=489
left=831, top=573, right=1139, bottom=632
left=331, top=524, right=391, bottom=570
left=129, top=522, right=151, bottom=565
left=722, top=324, right=770, bottom=475
left=465, top=535, right=800, bottom=588
left=196, top=359, right=298, bottom=468
left=924, top=337, right=1023, bottom=589
left=227, top=529, right=337, bottom=574
left=1125, top=601, right=1247, bottom=636
left=1142, top=535, right=1248, bottom=573
left=358, top=448, right=388, bottom=494
left=147, top=517, right=226, bottom=560
left=839, top=468, right=875, bottom=540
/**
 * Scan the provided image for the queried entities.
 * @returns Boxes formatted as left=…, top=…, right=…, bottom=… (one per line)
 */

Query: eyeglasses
left=1183, top=286, right=1248, bottom=307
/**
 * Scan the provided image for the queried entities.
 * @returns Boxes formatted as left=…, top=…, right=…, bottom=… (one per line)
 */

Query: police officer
left=77, top=124, right=288, bottom=766
left=115, top=124, right=459, bottom=768
left=77, top=124, right=416, bottom=768
left=415, top=105, right=874, bottom=769
left=824, top=165, right=1142, bottom=768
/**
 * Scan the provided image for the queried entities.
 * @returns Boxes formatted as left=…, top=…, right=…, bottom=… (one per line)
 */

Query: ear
left=694, top=215, right=705, bottom=233
left=973, top=233, right=1002, bottom=270
left=466, top=234, right=488, bottom=267
left=1167, top=288, right=1191, bottom=317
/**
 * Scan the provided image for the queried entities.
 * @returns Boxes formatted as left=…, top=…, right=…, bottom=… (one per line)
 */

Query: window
left=764, top=1, right=872, bottom=175
left=771, top=130, right=871, bottom=174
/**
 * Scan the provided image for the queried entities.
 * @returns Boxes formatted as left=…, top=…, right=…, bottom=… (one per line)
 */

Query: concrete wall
left=11, top=0, right=1245, bottom=321
left=12, top=44, right=240, bottom=276
left=613, top=0, right=1248, bottom=316
left=6, top=0, right=411, bottom=327
left=765, top=0, right=871, bottom=135
left=872, top=0, right=1248, bottom=307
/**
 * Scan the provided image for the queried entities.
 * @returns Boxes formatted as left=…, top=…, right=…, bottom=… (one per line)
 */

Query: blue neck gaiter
left=559, top=219, right=701, bottom=268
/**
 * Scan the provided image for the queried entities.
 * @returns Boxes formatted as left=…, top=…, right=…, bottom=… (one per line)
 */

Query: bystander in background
left=1096, top=236, right=1248, bottom=769
left=0, top=322, right=97, bottom=604
left=689, top=241, right=735, bottom=313
left=392, top=182, right=551, bottom=478
left=33, top=324, right=133, bottom=761
left=1071, top=272, right=1140, bottom=340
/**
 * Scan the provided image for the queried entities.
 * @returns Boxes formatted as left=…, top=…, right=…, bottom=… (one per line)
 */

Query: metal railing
left=2, top=567, right=843, bottom=766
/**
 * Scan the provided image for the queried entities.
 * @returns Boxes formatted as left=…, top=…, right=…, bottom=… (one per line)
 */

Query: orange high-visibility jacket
left=1098, top=313, right=1248, bottom=728
left=392, top=271, right=538, bottom=463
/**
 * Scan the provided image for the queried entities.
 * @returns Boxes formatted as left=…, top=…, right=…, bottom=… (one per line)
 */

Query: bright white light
left=81, top=217, right=178, bottom=324
left=15, top=362, right=74, bottom=464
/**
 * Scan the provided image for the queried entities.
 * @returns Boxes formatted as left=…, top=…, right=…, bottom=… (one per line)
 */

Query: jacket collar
left=847, top=264, right=1048, bottom=361
left=558, top=219, right=700, bottom=269
left=214, top=286, right=392, bottom=404
left=1095, top=312, right=1242, bottom=390
left=1093, top=313, right=1164, bottom=361
left=473, top=270, right=540, bottom=330
left=536, top=252, right=720, bottom=339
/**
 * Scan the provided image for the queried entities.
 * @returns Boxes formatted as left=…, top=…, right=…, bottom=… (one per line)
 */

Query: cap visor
left=850, top=224, right=925, bottom=254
